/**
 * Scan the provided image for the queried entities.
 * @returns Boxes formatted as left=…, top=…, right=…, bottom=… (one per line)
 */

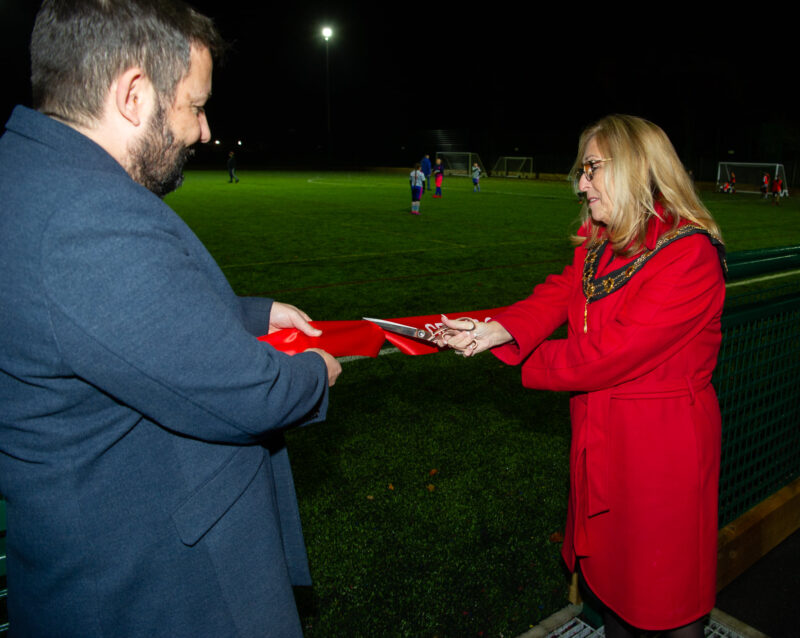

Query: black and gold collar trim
left=581, top=224, right=726, bottom=333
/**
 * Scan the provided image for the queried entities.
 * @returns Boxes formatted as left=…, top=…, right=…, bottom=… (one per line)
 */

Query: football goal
left=492, top=156, right=535, bottom=178
left=436, top=152, right=486, bottom=177
left=716, top=162, right=789, bottom=196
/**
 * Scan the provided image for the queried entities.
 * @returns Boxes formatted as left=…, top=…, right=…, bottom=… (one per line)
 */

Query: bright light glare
left=322, top=27, right=333, bottom=40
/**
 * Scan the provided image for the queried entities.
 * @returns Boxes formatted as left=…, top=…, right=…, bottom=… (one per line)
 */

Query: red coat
left=492, top=215, right=725, bottom=630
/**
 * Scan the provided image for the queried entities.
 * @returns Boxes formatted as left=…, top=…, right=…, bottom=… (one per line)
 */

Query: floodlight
left=320, top=25, right=334, bottom=152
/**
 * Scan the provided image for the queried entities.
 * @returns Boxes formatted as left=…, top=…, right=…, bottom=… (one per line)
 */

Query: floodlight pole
left=322, top=27, right=333, bottom=158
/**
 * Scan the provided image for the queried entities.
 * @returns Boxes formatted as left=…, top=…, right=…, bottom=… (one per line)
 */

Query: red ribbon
left=257, top=321, right=385, bottom=357
left=258, top=308, right=508, bottom=357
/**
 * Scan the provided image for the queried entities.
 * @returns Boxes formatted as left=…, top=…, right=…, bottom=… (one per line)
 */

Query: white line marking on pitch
left=338, top=347, right=400, bottom=363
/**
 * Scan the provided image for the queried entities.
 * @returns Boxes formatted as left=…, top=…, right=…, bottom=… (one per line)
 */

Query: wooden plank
left=717, top=477, right=800, bottom=591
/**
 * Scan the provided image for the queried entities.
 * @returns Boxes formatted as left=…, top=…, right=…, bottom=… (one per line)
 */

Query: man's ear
left=114, top=67, right=150, bottom=127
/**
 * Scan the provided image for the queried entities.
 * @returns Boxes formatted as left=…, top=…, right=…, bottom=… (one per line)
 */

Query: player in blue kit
left=420, top=153, right=432, bottom=192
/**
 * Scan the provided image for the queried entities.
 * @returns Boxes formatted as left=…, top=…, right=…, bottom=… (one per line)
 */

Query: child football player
left=410, top=163, right=425, bottom=214
left=472, top=162, right=481, bottom=192
left=433, top=157, right=444, bottom=198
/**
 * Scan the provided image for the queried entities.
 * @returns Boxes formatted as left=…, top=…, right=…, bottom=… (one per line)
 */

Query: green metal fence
left=724, top=245, right=800, bottom=308
left=714, top=246, right=800, bottom=526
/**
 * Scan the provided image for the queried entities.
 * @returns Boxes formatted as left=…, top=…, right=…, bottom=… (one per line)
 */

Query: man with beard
left=129, top=98, right=196, bottom=196
left=0, top=1, right=341, bottom=636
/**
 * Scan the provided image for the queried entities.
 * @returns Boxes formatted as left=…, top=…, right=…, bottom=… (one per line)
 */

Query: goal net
left=436, top=152, right=486, bottom=177
left=716, top=162, right=789, bottom=196
left=492, top=156, right=534, bottom=178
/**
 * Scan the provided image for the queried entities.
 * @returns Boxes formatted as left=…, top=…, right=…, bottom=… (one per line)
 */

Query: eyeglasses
left=575, top=158, right=612, bottom=182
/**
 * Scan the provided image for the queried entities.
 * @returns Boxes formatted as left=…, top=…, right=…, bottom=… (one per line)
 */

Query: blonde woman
left=439, top=115, right=726, bottom=638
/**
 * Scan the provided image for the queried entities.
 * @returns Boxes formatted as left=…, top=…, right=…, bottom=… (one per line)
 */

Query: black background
left=2, top=1, right=795, bottom=177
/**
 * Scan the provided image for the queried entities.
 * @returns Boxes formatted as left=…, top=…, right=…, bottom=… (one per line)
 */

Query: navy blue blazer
left=0, top=106, right=329, bottom=637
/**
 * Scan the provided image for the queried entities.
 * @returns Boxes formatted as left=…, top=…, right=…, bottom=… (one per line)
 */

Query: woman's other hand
left=435, top=315, right=513, bottom=357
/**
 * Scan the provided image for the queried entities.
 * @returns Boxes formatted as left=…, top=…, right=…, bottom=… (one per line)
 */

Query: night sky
left=1, top=1, right=796, bottom=175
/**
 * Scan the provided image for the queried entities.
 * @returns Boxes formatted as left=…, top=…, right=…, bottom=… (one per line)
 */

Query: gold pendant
left=583, top=300, right=588, bottom=334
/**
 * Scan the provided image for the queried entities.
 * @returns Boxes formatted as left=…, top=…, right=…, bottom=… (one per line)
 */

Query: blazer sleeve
left=40, top=186, right=328, bottom=444
left=491, top=257, right=577, bottom=365
left=238, top=296, right=272, bottom=336
left=519, top=235, right=725, bottom=392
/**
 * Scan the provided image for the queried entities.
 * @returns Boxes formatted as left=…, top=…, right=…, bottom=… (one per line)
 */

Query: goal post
left=492, top=156, right=535, bottom=178
left=716, top=162, right=789, bottom=196
left=435, top=152, right=487, bottom=177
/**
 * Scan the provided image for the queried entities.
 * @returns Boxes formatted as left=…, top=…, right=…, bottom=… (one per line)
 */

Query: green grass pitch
left=166, top=170, right=800, bottom=637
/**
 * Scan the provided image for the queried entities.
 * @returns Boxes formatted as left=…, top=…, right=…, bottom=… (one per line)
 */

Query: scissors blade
left=362, top=317, right=434, bottom=341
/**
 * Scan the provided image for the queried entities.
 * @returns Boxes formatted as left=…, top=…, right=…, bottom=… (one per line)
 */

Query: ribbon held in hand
left=259, top=308, right=507, bottom=357
left=258, top=320, right=386, bottom=357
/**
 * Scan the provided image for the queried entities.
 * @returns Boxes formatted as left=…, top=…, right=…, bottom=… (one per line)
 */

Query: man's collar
left=4, top=105, right=128, bottom=177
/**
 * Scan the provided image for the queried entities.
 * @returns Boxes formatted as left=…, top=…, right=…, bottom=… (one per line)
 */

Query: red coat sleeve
left=518, top=235, right=724, bottom=392
left=491, top=257, right=578, bottom=366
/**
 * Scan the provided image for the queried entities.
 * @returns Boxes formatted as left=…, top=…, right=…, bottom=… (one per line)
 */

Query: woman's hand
left=434, top=315, right=513, bottom=357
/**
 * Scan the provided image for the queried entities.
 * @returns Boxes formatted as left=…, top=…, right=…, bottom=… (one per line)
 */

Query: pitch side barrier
left=724, top=244, right=800, bottom=309
left=714, top=245, right=800, bottom=589
left=2, top=247, right=800, bottom=631
left=726, top=245, right=800, bottom=279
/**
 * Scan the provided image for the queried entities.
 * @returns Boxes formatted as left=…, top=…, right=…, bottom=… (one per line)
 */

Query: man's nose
left=199, top=113, right=211, bottom=144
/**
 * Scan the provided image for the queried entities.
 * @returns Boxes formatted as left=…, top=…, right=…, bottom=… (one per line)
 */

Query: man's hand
left=305, top=348, right=342, bottom=387
left=268, top=301, right=322, bottom=337
left=267, top=301, right=339, bottom=385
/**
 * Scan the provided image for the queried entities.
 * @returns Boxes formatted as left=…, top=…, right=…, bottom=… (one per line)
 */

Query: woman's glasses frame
left=576, top=158, right=612, bottom=182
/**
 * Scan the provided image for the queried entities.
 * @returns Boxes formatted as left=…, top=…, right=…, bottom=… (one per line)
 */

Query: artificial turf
left=165, top=170, right=800, bottom=637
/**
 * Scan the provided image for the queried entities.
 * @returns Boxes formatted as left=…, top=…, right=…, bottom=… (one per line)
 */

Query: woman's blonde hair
left=571, top=115, right=722, bottom=255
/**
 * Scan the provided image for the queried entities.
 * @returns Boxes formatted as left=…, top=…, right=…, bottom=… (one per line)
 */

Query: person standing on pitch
left=433, top=156, right=444, bottom=198
left=472, top=161, right=482, bottom=192
left=410, top=162, right=425, bottom=215
left=420, top=153, right=432, bottom=193
left=772, top=176, right=783, bottom=205
left=0, top=1, right=341, bottom=636
left=227, top=150, right=239, bottom=183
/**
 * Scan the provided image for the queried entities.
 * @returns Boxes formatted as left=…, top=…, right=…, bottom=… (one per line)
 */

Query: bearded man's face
left=127, top=100, right=193, bottom=198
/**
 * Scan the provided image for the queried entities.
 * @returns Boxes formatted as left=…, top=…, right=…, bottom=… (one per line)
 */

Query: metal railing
left=715, top=246, right=800, bottom=525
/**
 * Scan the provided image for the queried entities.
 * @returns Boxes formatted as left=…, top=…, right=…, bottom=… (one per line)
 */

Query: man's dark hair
left=31, top=0, right=224, bottom=126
